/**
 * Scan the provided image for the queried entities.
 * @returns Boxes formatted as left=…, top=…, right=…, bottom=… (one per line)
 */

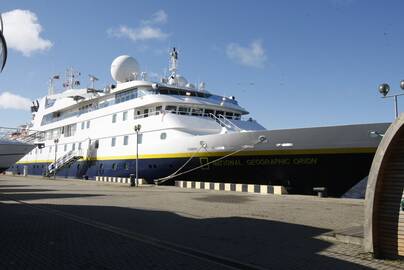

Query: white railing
left=47, top=149, right=83, bottom=175
left=217, top=114, right=243, bottom=131
left=0, top=126, right=43, bottom=144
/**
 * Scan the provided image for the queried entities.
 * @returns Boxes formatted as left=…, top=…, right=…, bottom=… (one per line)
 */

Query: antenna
left=63, top=67, right=81, bottom=89
left=169, top=47, right=178, bottom=78
left=48, top=75, right=60, bottom=95
left=88, top=74, right=99, bottom=89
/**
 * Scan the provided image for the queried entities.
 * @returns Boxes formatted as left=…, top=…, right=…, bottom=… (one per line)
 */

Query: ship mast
left=63, top=67, right=81, bottom=89
left=169, top=47, right=178, bottom=78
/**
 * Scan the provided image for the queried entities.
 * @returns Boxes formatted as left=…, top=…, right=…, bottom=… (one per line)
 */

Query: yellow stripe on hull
left=16, top=147, right=377, bottom=164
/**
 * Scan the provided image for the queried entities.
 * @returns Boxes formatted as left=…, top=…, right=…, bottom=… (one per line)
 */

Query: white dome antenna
left=111, top=55, right=140, bottom=84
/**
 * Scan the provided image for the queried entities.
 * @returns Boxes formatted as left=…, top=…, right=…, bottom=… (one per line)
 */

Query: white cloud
left=108, top=25, right=169, bottom=42
left=0, top=92, right=31, bottom=110
left=2, top=9, right=53, bottom=56
left=226, top=40, right=267, bottom=68
left=108, top=10, right=169, bottom=43
left=142, top=10, right=168, bottom=25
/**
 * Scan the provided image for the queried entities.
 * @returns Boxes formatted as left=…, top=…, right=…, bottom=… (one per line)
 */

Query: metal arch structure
left=364, top=113, right=404, bottom=259
left=0, top=13, right=8, bottom=72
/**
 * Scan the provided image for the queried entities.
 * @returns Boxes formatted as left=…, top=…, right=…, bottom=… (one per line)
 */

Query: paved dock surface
left=0, top=175, right=403, bottom=270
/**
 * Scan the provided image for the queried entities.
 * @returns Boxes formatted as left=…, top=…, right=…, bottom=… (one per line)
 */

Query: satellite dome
left=111, top=55, right=140, bottom=83
left=175, top=74, right=188, bottom=87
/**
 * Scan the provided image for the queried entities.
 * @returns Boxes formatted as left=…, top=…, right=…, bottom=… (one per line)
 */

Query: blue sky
left=0, top=0, right=403, bottom=129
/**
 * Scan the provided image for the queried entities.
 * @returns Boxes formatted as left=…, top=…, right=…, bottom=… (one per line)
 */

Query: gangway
left=46, top=150, right=83, bottom=177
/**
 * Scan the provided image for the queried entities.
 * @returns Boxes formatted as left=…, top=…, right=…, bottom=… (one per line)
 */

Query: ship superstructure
left=10, top=49, right=389, bottom=196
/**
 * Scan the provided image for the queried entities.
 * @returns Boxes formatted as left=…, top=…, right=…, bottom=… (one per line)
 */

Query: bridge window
left=78, top=142, right=82, bottom=150
left=81, top=122, right=85, bottom=129
left=225, top=112, right=234, bottom=119
left=112, top=114, right=117, bottom=123
left=156, top=106, right=162, bottom=115
left=205, top=109, right=214, bottom=116
left=215, top=111, right=224, bottom=117
left=64, top=144, right=67, bottom=151
left=234, top=113, right=241, bottom=120
left=165, top=105, right=177, bottom=113
left=192, top=108, right=203, bottom=116
left=111, top=137, right=116, bottom=147
left=115, top=88, right=137, bottom=104
left=123, top=111, right=128, bottom=121
left=72, top=143, right=75, bottom=151
left=178, top=107, right=190, bottom=115
left=86, top=121, right=90, bottom=129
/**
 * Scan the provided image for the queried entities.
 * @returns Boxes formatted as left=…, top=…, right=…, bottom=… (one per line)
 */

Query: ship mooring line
left=0, top=193, right=266, bottom=270
left=155, top=136, right=267, bottom=183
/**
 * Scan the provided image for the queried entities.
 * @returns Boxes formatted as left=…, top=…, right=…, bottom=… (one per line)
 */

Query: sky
left=0, top=0, right=404, bottom=130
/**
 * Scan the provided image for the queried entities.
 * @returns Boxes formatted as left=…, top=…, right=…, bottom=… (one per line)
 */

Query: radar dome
left=111, top=55, right=140, bottom=83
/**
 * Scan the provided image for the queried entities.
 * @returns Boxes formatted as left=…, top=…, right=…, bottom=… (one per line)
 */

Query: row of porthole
left=11, top=162, right=174, bottom=171
left=99, top=163, right=130, bottom=171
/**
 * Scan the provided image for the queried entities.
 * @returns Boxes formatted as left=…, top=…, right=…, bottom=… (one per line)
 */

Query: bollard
left=313, top=187, right=327, bottom=197
left=130, top=174, right=136, bottom=187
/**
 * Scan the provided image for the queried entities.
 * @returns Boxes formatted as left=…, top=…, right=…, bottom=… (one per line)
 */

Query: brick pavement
left=0, top=175, right=403, bottom=269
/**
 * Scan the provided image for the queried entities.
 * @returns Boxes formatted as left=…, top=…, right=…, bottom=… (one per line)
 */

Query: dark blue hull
left=8, top=151, right=375, bottom=196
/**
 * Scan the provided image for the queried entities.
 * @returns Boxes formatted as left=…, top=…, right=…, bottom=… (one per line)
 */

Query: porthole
left=160, top=132, right=167, bottom=140
left=153, top=164, right=157, bottom=169
left=148, top=164, right=152, bottom=169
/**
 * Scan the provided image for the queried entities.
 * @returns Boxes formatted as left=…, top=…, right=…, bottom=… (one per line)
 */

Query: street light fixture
left=378, top=81, right=404, bottom=119
left=134, top=124, right=142, bottom=187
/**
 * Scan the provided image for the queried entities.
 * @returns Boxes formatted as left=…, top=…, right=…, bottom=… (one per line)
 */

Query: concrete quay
left=0, top=175, right=403, bottom=270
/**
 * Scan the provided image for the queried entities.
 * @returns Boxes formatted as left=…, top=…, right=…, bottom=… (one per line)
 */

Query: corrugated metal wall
left=375, top=134, right=404, bottom=258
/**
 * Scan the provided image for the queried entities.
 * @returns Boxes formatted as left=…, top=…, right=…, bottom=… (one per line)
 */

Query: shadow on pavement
left=0, top=188, right=56, bottom=193
left=0, top=191, right=372, bottom=270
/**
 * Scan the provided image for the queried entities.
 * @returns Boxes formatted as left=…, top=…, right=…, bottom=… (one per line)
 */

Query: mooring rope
left=154, top=136, right=267, bottom=185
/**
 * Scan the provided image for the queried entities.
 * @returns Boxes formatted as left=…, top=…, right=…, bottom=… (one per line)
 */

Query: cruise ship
left=8, top=49, right=389, bottom=196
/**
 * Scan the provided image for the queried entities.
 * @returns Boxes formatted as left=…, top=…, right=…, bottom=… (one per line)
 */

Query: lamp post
left=53, top=138, right=59, bottom=179
left=134, top=124, right=141, bottom=187
left=378, top=81, right=404, bottom=119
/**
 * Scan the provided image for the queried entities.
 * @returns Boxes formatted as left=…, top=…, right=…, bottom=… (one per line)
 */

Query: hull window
left=123, top=136, right=129, bottom=145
